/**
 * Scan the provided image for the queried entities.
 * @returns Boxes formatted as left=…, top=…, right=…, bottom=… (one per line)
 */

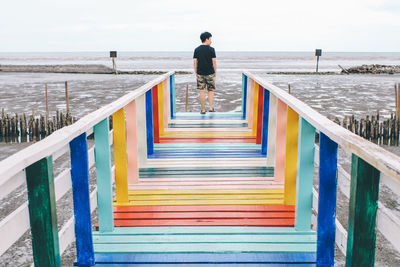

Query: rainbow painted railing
left=0, top=71, right=400, bottom=266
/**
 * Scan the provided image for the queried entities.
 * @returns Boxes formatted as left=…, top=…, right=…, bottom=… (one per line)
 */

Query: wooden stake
left=288, top=84, right=291, bottom=94
left=65, top=81, right=70, bottom=114
left=45, top=84, right=49, bottom=122
left=185, top=84, right=189, bottom=112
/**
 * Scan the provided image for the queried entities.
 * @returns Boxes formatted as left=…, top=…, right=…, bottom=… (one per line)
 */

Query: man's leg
left=208, top=90, right=214, bottom=111
left=200, top=89, right=206, bottom=112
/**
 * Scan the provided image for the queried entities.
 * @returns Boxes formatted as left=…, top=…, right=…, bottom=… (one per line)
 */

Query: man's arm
left=193, top=58, right=198, bottom=75
left=212, top=58, right=217, bottom=75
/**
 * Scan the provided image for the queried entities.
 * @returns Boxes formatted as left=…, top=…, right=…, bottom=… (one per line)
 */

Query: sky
left=1, top=0, right=399, bottom=52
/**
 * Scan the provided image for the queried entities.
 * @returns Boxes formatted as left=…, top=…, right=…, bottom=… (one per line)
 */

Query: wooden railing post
left=94, top=118, right=114, bottom=232
left=145, top=90, right=154, bottom=156
left=26, top=156, right=61, bottom=267
left=170, top=74, right=176, bottom=119
left=317, top=133, right=338, bottom=267
left=152, top=85, right=160, bottom=144
left=256, top=84, right=264, bottom=144
left=274, top=99, right=287, bottom=182
left=242, top=74, right=247, bottom=120
left=136, top=94, right=148, bottom=167
left=69, top=132, right=95, bottom=266
left=295, top=118, right=315, bottom=230
left=266, top=93, right=277, bottom=167
left=284, top=107, right=299, bottom=205
left=126, top=100, right=139, bottom=184
left=261, top=89, right=270, bottom=156
left=346, top=154, right=380, bottom=267
left=112, top=108, right=129, bottom=204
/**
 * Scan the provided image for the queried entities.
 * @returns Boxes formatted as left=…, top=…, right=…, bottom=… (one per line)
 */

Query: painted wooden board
left=284, top=107, right=299, bottom=205
left=164, top=127, right=252, bottom=132
left=25, top=156, right=61, bottom=267
left=93, top=252, right=316, bottom=264
left=346, top=154, right=380, bottom=267
left=256, top=84, right=264, bottom=143
left=148, top=150, right=265, bottom=158
left=266, top=93, right=277, bottom=167
left=93, top=242, right=316, bottom=253
left=274, top=99, right=287, bottom=182
left=69, top=133, right=95, bottom=266
left=114, top=199, right=284, bottom=206
left=126, top=189, right=282, bottom=195
left=168, top=123, right=248, bottom=128
left=159, top=137, right=257, bottom=143
left=154, top=143, right=261, bottom=150
left=261, top=88, right=270, bottom=154
left=145, top=89, right=154, bottom=155
left=139, top=167, right=274, bottom=178
left=158, top=130, right=256, bottom=138
left=130, top=184, right=283, bottom=190
left=135, top=94, right=148, bottom=168
left=125, top=100, right=139, bottom=184
left=242, top=73, right=247, bottom=119
left=112, top=108, right=129, bottom=204
left=114, top=205, right=294, bottom=213
left=151, top=85, right=160, bottom=143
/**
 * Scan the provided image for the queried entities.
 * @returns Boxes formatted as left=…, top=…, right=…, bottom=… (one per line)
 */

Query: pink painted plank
left=274, top=99, right=287, bottom=183
left=130, top=185, right=284, bottom=190
left=248, top=79, right=254, bottom=130
left=125, top=100, right=139, bottom=184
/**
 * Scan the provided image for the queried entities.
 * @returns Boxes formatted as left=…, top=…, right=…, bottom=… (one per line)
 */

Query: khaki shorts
left=196, top=74, right=216, bottom=91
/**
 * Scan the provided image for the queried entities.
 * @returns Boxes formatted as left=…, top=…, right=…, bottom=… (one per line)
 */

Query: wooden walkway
left=4, top=71, right=400, bottom=267
left=91, top=100, right=317, bottom=266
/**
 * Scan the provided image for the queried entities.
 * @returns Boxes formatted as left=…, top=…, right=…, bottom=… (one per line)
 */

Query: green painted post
left=346, top=154, right=380, bottom=267
left=294, top=118, right=315, bottom=231
left=25, top=156, right=61, bottom=267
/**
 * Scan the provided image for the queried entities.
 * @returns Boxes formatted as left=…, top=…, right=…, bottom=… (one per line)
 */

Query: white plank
left=0, top=72, right=173, bottom=182
left=244, top=71, right=400, bottom=182
left=0, top=170, right=25, bottom=201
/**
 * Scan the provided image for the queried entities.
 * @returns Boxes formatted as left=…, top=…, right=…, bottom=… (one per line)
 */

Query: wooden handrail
left=0, top=71, right=174, bottom=183
left=243, top=70, right=400, bottom=182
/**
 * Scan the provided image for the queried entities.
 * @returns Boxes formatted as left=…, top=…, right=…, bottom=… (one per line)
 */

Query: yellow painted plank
left=126, top=194, right=283, bottom=201
left=252, top=82, right=259, bottom=135
left=112, top=108, right=129, bottom=204
left=127, top=189, right=284, bottom=195
left=158, top=82, right=165, bottom=135
left=114, top=199, right=285, bottom=206
left=284, top=107, right=299, bottom=205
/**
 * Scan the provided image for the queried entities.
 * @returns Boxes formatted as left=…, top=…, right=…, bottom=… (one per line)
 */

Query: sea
left=1, top=52, right=400, bottom=266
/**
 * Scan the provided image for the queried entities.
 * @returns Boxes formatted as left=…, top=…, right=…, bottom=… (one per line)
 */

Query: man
left=193, top=32, right=217, bottom=114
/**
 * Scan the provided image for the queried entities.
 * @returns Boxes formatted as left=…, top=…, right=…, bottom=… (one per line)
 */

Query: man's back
left=193, top=45, right=216, bottom=75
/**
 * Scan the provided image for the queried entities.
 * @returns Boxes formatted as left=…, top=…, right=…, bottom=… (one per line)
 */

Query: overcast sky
left=1, top=0, right=399, bottom=52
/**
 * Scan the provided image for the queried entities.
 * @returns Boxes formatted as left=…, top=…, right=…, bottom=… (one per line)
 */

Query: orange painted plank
left=152, top=85, right=160, bottom=143
left=256, top=84, right=264, bottom=144
left=114, top=205, right=295, bottom=213
left=114, top=211, right=294, bottom=220
left=113, top=218, right=294, bottom=227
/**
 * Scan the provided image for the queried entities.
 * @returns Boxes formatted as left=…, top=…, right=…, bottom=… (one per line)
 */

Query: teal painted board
left=242, top=73, right=247, bottom=119
left=93, top=242, right=317, bottom=253
left=94, top=118, right=114, bottom=232
left=69, top=133, right=95, bottom=266
left=346, top=154, right=380, bottom=267
left=170, top=74, right=176, bottom=119
left=317, top=133, right=338, bottom=267
left=25, top=156, right=61, bottom=267
left=295, top=118, right=315, bottom=231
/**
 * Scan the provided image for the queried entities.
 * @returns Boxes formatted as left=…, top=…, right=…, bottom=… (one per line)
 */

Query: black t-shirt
left=193, top=45, right=216, bottom=75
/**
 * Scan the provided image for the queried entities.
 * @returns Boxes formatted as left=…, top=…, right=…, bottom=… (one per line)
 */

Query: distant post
left=315, top=49, right=322, bottom=72
left=110, top=51, right=118, bottom=74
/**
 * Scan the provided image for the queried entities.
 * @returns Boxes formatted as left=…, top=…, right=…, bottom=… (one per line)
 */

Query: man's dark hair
left=200, top=32, right=212, bottom=43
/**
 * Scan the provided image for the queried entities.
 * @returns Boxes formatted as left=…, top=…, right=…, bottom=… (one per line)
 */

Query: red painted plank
left=114, top=205, right=295, bottom=213
left=159, top=137, right=257, bottom=143
left=256, top=86, right=264, bottom=144
left=152, top=85, right=160, bottom=143
left=114, top=211, right=294, bottom=220
left=114, top=218, right=294, bottom=227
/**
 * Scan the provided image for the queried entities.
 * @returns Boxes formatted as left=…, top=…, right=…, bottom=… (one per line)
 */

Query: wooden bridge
left=1, top=71, right=400, bottom=266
